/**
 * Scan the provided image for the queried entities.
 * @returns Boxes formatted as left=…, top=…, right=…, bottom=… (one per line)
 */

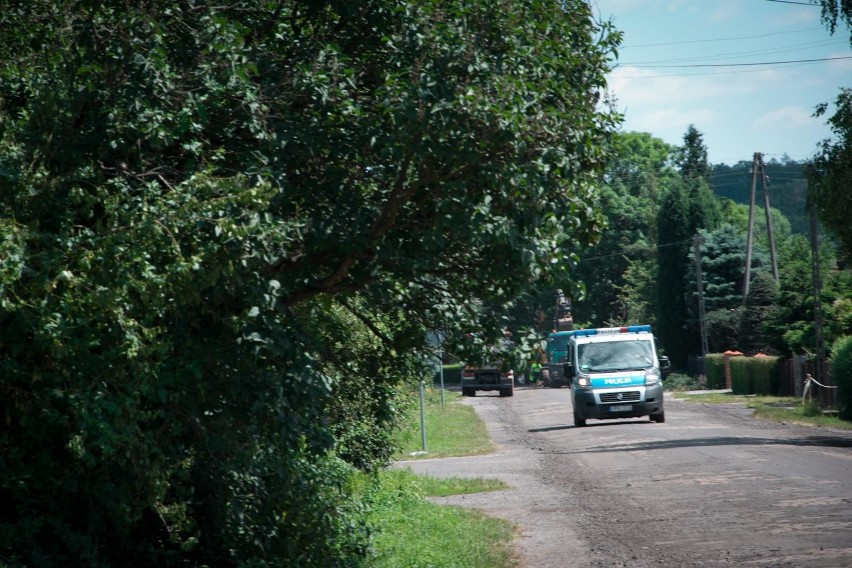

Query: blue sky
left=591, top=0, right=852, bottom=165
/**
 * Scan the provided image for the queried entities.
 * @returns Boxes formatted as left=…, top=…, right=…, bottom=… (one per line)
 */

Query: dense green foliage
left=809, top=88, right=852, bottom=260
left=0, top=1, right=620, bottom=565
left=654, top=127, right=721, bottom=367
left=831, top=336, right=852, bottom=420
left=739, top=272, right=779, bottom=355
left=676, top=124, right=711, bottom=182
left=572, top=132, right=669, bottom=325
left=656, top=182, right=720, bottom=366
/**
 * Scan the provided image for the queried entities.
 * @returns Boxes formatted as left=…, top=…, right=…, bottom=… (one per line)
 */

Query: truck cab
left=460, top=333, right=515, bottom=397
left=542, top=331, right=573, bottom=388
left=461, top=365, right=514, bottom=397
left=561, top=325, right=670, bottom=427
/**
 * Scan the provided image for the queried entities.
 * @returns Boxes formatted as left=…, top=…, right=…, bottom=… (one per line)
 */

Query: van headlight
left=645, top=368, right=661, bottom=386
left=576, top=374, right=591, bottom=388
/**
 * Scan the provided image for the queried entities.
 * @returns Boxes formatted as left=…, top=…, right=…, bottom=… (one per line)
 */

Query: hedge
left=434, top=364, right=463, bottom=385
left=704, top=354, right=726, bottom=389
left=831, top=336, right=852, bottom=420
left=729, top=355, right=780, bottom=395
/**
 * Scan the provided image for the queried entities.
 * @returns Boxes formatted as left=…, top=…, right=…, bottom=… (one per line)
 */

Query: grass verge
left=393, top=388, right=495, bottom=459
left=674, top=392, right=852, bottom=430
left=367, top=468, right=515, bottom=568
left=365, top=388, right=516, bottom=567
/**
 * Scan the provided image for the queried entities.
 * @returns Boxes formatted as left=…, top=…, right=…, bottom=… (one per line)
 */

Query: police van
left=561, top=325, right=671, bottom=427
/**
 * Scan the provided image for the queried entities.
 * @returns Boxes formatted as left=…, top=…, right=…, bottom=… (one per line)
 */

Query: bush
left=831, top=335, right=852, bottom=420
left=435, top=364, right=463, bottom=385
left=705, top=354, right=727, bottom=389
left=750, top=355, right=780, bottom=395
left=730, top=356, right=751, bottom=394
left=664, top=373, right=702, bottom=391
left=728, top=355, right=780, bottom=395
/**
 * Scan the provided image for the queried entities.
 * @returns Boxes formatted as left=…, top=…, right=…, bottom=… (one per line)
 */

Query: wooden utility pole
left=743, top=152, right=779, bottom=299
left=694, top=234, right=709, bottom=358
left=810, top=208, right=828, bottom=401
left=743, top=153, right=759, bottom=299
left=758, top=155, right=779, bottom=282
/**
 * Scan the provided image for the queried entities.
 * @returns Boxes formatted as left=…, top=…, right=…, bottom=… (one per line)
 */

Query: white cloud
left=826, top=51, right=852, bottom=76
left=623, top=105, right=718, bottom=144
left=608, top=67, right=755, bottom=108
left=765, top=7, right=820, bottom=28
left=709, top=0, right=742, bottom=23
left=753, top=106, right=818, bottom=129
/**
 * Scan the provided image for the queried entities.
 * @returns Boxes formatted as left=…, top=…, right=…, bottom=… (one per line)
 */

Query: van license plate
left=609, top=405, right=632, bottom=413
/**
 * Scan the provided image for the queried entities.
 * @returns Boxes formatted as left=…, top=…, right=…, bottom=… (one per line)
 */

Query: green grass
left=367, top=469, right=517, bottom=568
left=393, top=388, right=495, bottom=459
left=365, top=389, right=516, bottom=567
left=674, top=392, right=852, bottom=430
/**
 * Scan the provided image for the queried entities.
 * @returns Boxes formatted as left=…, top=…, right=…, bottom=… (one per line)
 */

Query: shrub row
left=730, top=355, right=780, bottom=395
left=434, top=364, right=463, bottom=385
left=832, top=336, right=852, bottom=420
left=704, top=353, right=780, bottom=395
left=704, top=354, right=727, bottom=389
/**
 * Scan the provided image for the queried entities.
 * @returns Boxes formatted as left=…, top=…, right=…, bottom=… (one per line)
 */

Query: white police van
left=562, top=325, right=671, bottom=427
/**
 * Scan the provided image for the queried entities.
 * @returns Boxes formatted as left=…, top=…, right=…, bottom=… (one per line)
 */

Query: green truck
left=541, top=289, right=574, bottom=387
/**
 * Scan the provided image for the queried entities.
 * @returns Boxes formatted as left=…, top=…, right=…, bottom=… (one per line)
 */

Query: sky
left=591, top=0, right=852, bottom=165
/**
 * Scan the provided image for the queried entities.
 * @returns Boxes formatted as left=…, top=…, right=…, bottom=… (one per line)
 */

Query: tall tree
left=808, top=88, right=852, bottom=260
left=692, top=225, right=768, bottom=313
left=656, top=180, right=693, bottom=366
left=655, top=126, right=722, bottom=367
left=677, top=124, right=711, bottom=182
left=739, top=271, right=779, bottom=355
left=573, top=132, right=675, bottom=325
left=0, top=1, right=620, bottom=565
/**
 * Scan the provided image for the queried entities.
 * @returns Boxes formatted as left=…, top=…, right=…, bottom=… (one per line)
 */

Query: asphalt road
left=396, top=386, right=852, bottom=568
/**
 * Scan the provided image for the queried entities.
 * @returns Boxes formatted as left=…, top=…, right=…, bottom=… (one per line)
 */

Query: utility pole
left=743, top=152, right=759, bottom=300
left=810, top=208, right=827, bottom=401
left=758, top=154, right=779, bottom=282
left=743, top=152, right=779, bottom=298
left=694, top=234, right=709, bottom=358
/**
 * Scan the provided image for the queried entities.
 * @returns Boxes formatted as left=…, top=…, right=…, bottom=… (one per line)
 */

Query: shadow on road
left=528, top=425, right=574, bottom=433
left=549, top=434, right=852, bottom=454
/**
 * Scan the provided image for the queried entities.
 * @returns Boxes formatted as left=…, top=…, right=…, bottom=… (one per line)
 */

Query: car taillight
left=463, top=368, right=474, bottom=378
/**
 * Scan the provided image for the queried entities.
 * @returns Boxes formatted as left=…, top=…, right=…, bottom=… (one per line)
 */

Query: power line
left=611, top=61, right=812, bottom=78
left=622, top=55, right=852, bottom=68
left=623, top=38, right=845, bottom=65
left=622, top=27, right=822, bottom=49
left=762, top=0, right=818, bottom=5
left=578, top=239, right=694, bottom=264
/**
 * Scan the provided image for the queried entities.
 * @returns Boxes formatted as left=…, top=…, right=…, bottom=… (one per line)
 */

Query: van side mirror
left=659, top=356, right=672, bottom=376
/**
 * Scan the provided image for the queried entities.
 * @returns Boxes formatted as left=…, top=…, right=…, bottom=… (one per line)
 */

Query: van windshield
left=577, top=340, right=653, bottom=373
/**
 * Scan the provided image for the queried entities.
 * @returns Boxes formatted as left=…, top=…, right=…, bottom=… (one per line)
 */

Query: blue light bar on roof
left=565, top=325, right=651, bottom=337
